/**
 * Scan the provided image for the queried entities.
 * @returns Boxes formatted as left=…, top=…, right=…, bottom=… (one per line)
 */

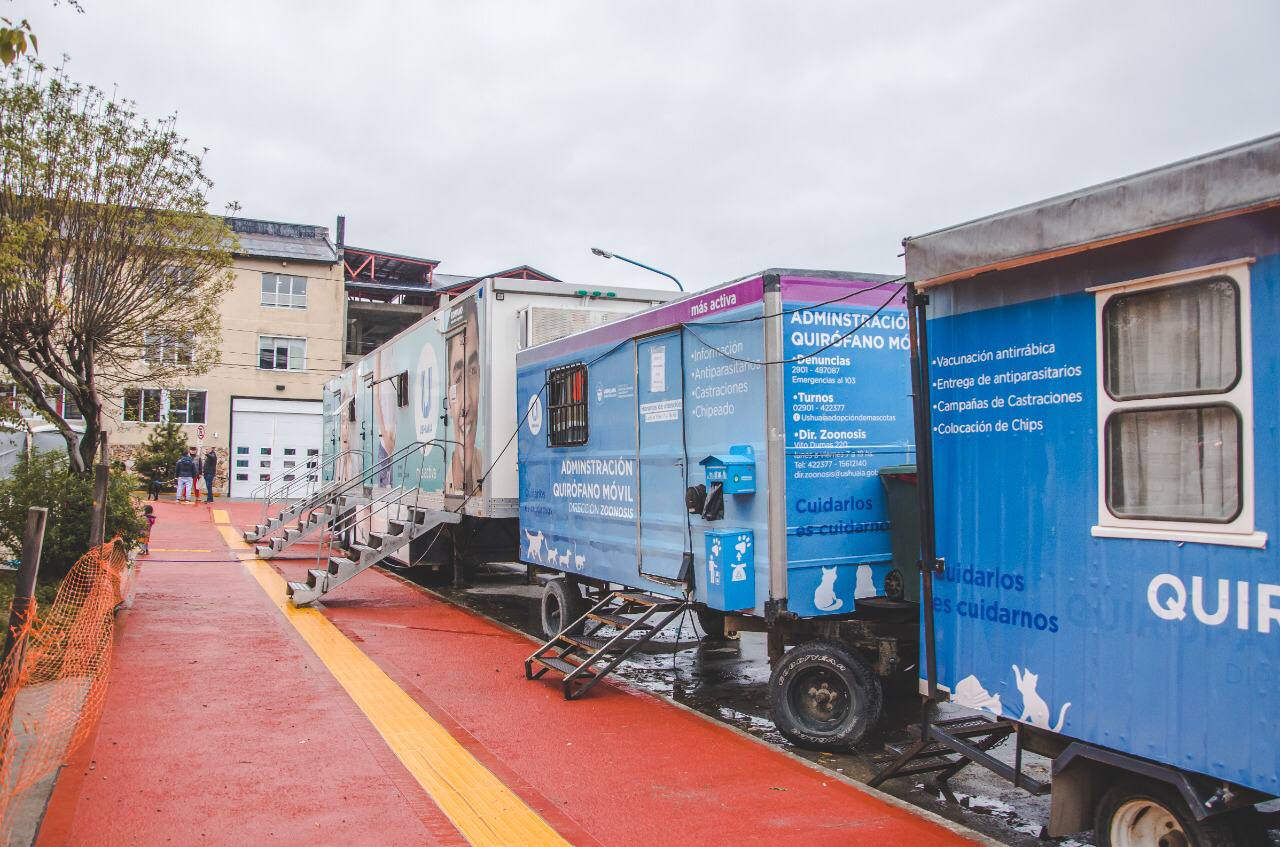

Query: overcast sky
left=41, top=1, right=1280, bottom=291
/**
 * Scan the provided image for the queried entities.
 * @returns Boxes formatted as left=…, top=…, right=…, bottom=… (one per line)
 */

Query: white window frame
left=121, top=387, right=207, bottom=425
left=166, top=389, right=208, bottom=424
left=142, top=331, right=194, bottom=365
left=260, top=273, right=308, bottom=309
left=1089, top=259, right=1265, bottom=548
left=258, top=335, right=307, bottom=371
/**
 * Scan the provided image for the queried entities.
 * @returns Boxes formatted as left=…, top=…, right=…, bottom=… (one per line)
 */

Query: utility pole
left=89, top=433, right=109, bottom=548
left=3, top=506, right=47, bottom=662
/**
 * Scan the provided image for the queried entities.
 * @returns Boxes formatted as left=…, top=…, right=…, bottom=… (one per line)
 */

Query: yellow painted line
left=211, top=509, right=231, bottom=524
left=210, top=514, right=569, bottom=847
left=149, top=548, right=214, bottom=553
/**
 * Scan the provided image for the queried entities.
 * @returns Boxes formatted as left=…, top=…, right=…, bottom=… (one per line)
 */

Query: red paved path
left=38, top=501, right=980, bottom=846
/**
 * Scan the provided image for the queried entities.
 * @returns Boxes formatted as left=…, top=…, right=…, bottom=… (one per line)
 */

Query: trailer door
left=636, top=331, right=689, bottom=582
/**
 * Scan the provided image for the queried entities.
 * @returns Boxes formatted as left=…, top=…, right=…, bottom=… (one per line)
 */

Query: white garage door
left=229, top=398, right=323, bottom=499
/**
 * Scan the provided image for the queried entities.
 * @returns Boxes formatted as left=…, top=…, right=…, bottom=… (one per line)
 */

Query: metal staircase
left=286, top=442, right=457, bottom=606
left=869, top=713, right=1048, bottom=796
left=242, top=449, right=359, bottom=548
left=244, top=441, right=435, bottom=560
left=525, top=590, right=690, bottom=700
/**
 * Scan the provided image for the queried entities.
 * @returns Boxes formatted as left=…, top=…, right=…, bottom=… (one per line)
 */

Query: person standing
left=175, top=447, right=198, bottom=502
left=203, top=448, right=218, bottom=503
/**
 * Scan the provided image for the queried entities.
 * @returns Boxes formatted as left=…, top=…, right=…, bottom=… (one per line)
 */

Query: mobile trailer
left=882, top=134, right=1280, bottom=844
left=517, top=269, right=920, bottom=747
left=320, top=277, right=673, bottom=582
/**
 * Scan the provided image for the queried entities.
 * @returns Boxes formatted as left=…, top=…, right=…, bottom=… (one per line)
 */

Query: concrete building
left=102, top=214, right=570, bottom=497
left=108, top=217, right=344, bottom=497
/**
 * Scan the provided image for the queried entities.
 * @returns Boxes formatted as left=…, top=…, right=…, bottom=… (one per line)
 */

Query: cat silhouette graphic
left=545, top=546, right=559, bottom=567
left=814, top=566, right=843, bottom=612
left=1012, top=665, right=1071, bottom=732
left=523, top=529, right=545, bottom=563
left=573, top=553, right=586, bottom=571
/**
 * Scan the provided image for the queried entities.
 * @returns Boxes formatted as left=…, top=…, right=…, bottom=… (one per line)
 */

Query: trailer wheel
left=541, top=578, right=586, bottom=639
left=769, top=639, right=882, bottom=750
left=1094, top=779, right=1243, bottom=847
left=695, top=608, right=726, bottom=640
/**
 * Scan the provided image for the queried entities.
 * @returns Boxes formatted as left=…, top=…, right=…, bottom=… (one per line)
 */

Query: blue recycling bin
left=705, top=528, right=754, bottom=611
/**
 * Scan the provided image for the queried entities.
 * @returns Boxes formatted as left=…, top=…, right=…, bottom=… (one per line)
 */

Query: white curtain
left=1107, top=278, right=1236, bottom=398
left=1106, top=278, right=1239, bottom=520
left=1109, top=406, right=1238, bottom=520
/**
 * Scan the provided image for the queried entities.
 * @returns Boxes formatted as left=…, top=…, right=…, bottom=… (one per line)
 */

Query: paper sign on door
left=649, top=346, right=666, bottom=393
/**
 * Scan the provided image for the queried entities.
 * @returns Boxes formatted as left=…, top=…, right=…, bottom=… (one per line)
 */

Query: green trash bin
left=878, top=464, right=921, bottom=607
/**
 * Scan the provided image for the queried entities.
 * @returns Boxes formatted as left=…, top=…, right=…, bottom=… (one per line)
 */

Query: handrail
left=251, top=447, right=360, bottom=505
left=253, top=449, right=363, bottom=526
left=316, top=441, right=444, bottom=575
left=282, top=439, right=431, bottom=524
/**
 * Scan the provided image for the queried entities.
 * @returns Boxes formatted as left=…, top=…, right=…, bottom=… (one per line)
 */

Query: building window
left=235, top=459, right=248, bottom=468
left=1093, top=262, right=1262, bottom=547
left=261, top=273, right=308, bottom=309
left=235, top=473, right=249, bottom=481
left=236, top=446, right=249, bottom=455
left=547, top=363, right=588, bottom=447
left=166, top=390, right=207, bottom=424
left=60, top=390, right=83, bottom=421
left=121, top=388, right=205, bottom=424
left=143, top=331, right=194, bottom=365
left=259, top=335, right=306, bottom=371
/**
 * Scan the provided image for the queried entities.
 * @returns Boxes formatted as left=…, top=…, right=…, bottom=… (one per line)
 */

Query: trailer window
left=547, top=364, right=588, bottom=447
left=1104, top=278, right=1239, bottom=400
left=1093, top=262, right=1263, bottom=547
left=1106, top=405, right=1240, bottom=521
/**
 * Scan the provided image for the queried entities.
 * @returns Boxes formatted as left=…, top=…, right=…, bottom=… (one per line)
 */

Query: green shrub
left=134, top=419, right=187, bottom=490
left=0, top=451, right=146, bottom=583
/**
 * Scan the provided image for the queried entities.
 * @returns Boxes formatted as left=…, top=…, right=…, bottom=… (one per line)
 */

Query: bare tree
left=0, top=61, right=233, bottom=473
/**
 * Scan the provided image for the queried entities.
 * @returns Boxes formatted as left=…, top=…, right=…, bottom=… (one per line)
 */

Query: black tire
left=695, top=607, right=726, bottom=640
left=540, top=578, right=586, bottom=639
left=769, top=639, right=882, bottom=751
left=1094, top=779, right=1245, bottom=847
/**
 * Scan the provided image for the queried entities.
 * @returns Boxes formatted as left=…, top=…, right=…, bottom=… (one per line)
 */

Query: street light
left=590, top=247, right=684, bottom=292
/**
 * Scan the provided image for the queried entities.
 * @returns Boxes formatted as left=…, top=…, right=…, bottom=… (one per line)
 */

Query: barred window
left=547, top=364, right=588, bottom=447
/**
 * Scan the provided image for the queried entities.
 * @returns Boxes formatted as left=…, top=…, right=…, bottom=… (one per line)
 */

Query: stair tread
left=533, top=655, right=592, bottom=677
left=614, top=591, right=682, bottom=609
left=330, top=556, right=356, bottom=569
left=561, top=634, right=645, bottom=653
left=585, top=612, right=653, bottom=629
left=285, top=581, right=309, bottom=596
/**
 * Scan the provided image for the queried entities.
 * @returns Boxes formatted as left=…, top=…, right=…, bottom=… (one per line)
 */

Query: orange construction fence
left=0, top=538, right=132, bottom=836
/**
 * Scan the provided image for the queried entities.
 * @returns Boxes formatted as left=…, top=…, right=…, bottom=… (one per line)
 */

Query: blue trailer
left=517, top=269, right=918, bottom=747
left=877, top=134, right=1280, bottom=845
